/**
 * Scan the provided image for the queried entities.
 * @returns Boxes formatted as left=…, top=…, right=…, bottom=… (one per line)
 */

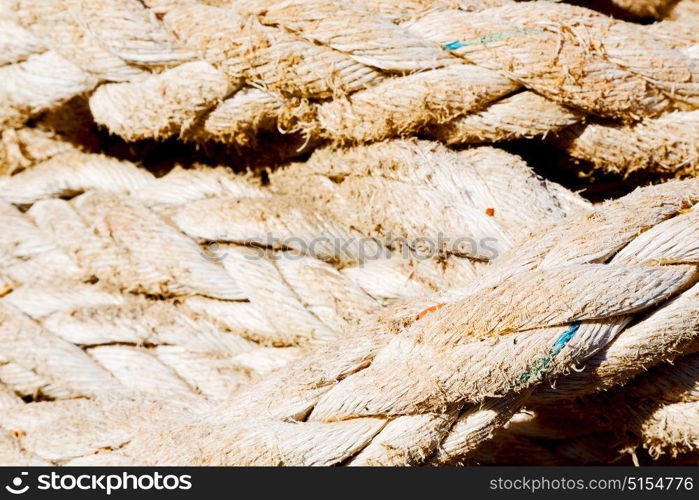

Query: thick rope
left=1, top=177, right=696, bottom=465
left=510, top=353, right=699, bottom=462
left=0, top=137, right=585, bottom=404
left=2, top=0, right=698, bottom=175
left=604, top=0, right=698, bottom=19
left=1, top=0, right=697, bottom=467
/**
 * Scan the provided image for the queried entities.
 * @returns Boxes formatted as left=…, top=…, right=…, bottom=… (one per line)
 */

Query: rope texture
left=1, top=0, right=698, bottom=175
left=0, top=177, right=697, bottom=465
left=1, top=0, right=698, bottom=467
left=0, top=135, right=586, bottom=406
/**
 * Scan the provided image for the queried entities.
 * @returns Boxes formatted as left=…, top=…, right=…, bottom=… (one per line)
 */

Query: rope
left=513, top=354, right=699, bottom=462
left=0, top=176, right=696, bottom=465
left=2, top=0, right=698, bottom=175
left=606, top=0, right=698, bottom=19
left=0, top=136, right=585, bottom=404
left=1, top=0, right=697, bottom=467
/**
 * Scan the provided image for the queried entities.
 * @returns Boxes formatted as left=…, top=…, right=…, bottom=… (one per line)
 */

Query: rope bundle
left=0, top=177, right=697, bottom=465
left=606, top=0, right=698, bottom=19
left=1, top=0, right=698, bottom=467
left=1, top=0, right=698, bottom=176
left=0, top=136, right=587, bottom=404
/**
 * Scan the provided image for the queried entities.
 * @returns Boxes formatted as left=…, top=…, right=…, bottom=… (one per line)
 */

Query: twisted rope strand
left=2, top=0, right=698, bottom=174
left=0, top=138, right=583, bottom=405
left=1, top=178, right=696, bottom=465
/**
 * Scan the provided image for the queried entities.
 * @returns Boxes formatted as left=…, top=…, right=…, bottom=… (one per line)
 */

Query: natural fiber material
left=1, top=177, right=696, bottom=465
left=607, top=0, right=699, bottom=19
left=2, top=0, right=699, bottom=175
left=607, top=0, right=678, bottom=17
left=0, top=138, right=587, bottom=403
left=1, top=0, right=698, bottom=468
left=510, top=353, right=699, bottom=462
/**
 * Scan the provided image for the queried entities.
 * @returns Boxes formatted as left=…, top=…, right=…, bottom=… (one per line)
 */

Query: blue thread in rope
left=515, top=321, right=581, bottom=386
left=444, top=41, right=465, bottom=50
left=443, top=28, right=543, bottom=51
left=551, top=321, right=580, bottom=356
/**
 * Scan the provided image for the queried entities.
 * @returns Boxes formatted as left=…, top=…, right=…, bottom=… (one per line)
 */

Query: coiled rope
left=0, top=136, right=586, bottom=404
left=1, top=0, right=698, bottom=175
left=0, top=177, right=696, bottom=465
